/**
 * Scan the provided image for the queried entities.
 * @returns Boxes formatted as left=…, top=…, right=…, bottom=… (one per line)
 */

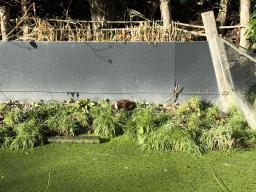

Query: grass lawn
left=1, top=133, right=256, bottom=192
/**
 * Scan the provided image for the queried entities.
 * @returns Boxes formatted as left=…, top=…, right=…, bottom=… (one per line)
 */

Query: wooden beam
left=202, top=11, right=231, bottom=113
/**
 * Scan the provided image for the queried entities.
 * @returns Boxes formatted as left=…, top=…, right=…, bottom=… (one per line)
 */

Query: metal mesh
left=216, top=35, right=256, bottom=130
left=220, top=36, right=256, bottom=93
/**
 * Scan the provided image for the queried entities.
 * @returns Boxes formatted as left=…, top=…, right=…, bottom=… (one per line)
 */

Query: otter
left=110, top=99, right=135, bottom=111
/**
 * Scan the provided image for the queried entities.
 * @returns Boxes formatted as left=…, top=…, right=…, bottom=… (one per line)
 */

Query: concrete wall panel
left=0, top=41, right=221, bottom=106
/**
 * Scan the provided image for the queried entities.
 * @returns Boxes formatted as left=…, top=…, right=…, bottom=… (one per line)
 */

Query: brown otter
left=110, top=99, right=135, bottom=111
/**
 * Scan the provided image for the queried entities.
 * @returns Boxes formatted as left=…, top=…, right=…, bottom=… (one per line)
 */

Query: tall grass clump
left=0, top=126, right=15, bottom=148
left=200, top=125, right=235, bottom=151
left=0, top=99, right=92, bottom=149
left=121, top=105, right=165, bottom=141
left=224, top=104, right=256, bottom=147
left=138, top=124, right=201, bottom=157
left=90, top=100, right=120, bottom=139
left=47, top=109, right=76, bottom=136
left=9, top=118, right=44, bottom=150
left=245, top=83, right=256, bottom=105
left=200, top=103, right=256, bottom=151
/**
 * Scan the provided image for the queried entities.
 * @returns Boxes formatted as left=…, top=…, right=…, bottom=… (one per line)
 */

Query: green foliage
left=98, top=99, right=111, bottom=108
left=206, top=105, right=220, bottom=124
left=242, top=128, right=256, bottom=147
left=199, top=103, right=255, bottom=152
left=119, top=106, right=168, bottom=143
left=153, top=110, right=171, bottom=127
left=72, top=111, right=90, bottom=130
left=3, top=107, right=24, bottom=127
left=244, top=84, right=256, bottom=105
left=75, top=98, right=98, bottom=113
left=246, top=5, right=256, bottom=50
left=27, top=101, right=60, bottom=121
left=10, top=118, right=44, bottom=150
left=121, top=119, right=138, bottom=140
left=0, top=99, right=94, bottom=149
left=91, top=105, right=119, bottom=139
left=3, top=112, right=19, bottom=127
left=134, top=108, right=157, bottom=135
left=47, top=110, right=76, bottom=136
left=224, top=104, right=255, bottom=146
left=46, top=102, right=89, bottom=136
left=89, top=104, right=105, bottom=117
left=0, top=96, right=255, bottom=157
left=225, top=104, right=250, bottom=131
left=176, top=96, right=202, bottom=116
left=116, top=110, right=134, bottom=135
left=186, top=113, right=201, bottom=131
left=200, top=125, right=234, bottom=151
left=0, top=103, right=5, bottom=111
left=0, top=126, right=14, bottom=147
left=138, top=124, right=201, bottom=157
left=174, top=96, right=206, bottom=132
left=135, top=101, right=154, bottom=109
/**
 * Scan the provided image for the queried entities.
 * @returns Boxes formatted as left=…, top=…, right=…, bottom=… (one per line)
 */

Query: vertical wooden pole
left=239, top=0, right=250, bottom=66
left=240, top=0, right=250, bottom=49
left=0, top=6, right=10, bottom=41
left=202, top=11, right=231, bottom=113
left=216, top=0, right=228, bottom=36
left=160, top=0, right=172, bottom=27
left=21, top=0, right=31, bottom=40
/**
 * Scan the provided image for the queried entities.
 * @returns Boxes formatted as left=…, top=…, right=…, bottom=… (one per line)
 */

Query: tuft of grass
left=200, top=124, right=235, bottom=151
left=138, top=124, right=201, bottom=157
left=10, top=118, right=44, bottom=150
left=90, top=104, right=119, bottom=139
left=245, top=83, right=256, bottom=105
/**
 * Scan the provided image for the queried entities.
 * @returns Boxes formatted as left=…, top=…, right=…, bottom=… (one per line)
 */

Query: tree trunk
left=88, top=0, right=116, bottom=21
left=240, top=0, right=250, bottom=49
left=216, top=0, right=228, bottom=36
left=0, top=6, right=10, bottom=40
left=160, top=0, right=172, bottom=27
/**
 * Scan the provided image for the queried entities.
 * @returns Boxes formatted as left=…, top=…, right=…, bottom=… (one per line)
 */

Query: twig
left=213, top=171, right=227, bottom=191
left=7, top=4, right=33, bottom=38
left=45, top=173, right=50, bottom=192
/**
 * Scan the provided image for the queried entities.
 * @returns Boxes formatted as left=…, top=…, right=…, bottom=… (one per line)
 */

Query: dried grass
left=6, top=15, right=193, bottom=42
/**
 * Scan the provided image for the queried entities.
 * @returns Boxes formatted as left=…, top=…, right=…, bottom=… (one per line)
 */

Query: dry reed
left=6, top=14, right=194, bottom=42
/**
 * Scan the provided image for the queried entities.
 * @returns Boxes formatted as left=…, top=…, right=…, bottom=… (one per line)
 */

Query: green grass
left=0, top=96, right=256, bottom=155
left=1, top=134, right=256, bottom=191
left=0, top=95, right=256, bottom=191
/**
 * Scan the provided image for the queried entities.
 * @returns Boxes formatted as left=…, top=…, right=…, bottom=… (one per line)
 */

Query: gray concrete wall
left=0, top=41, right=221, bottom=106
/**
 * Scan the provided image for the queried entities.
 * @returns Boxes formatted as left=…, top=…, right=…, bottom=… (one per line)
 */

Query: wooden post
left=160, top=0, right=172, bottom=27
left=202, top=11, right=231, bottom=113
left=240, top=0, right=250, bottom=49
left=239, top=0, right=250, bottom=66
left=216, top=0, right=228, bottom=36
left=21, top=0, right=30, bottom=40
left=0, top=6, right=10, bottom=41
